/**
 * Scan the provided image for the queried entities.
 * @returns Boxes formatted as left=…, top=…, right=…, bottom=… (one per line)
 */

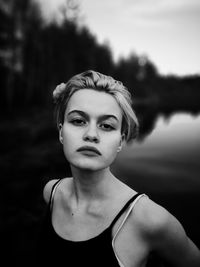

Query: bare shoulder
left=43, top=179, right=60, bottom=204
left=131, top=195, right=172, bottom=237
left=43, top=177, right=72, bottom=204
left=131, top=195, right=200, bottom=265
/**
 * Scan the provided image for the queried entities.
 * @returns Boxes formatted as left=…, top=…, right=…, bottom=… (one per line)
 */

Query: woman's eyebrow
left=67, top=110, right=119, bottom=122
left=99, top=115, right=119, bottom=122
left=67, top=110, right=88, bottom=118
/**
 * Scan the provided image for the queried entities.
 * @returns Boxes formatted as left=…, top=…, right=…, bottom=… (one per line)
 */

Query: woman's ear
left=117, top=134, right=125, bottom=152
left=59, top=123, right=63, bottom=144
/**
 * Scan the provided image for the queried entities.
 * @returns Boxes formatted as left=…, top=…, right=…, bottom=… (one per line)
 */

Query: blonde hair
left=53, top=70, right=139, bottom=142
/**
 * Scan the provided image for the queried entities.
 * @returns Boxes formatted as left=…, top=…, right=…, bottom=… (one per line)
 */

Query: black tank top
left=36, top=180, right=162, bottom=267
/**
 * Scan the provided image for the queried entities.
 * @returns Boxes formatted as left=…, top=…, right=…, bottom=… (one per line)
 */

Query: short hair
left=53, top=70, right=139, bottom=142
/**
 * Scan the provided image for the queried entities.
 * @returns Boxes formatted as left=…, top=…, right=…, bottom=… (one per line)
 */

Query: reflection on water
left=112, top=113, right=200, bottom=193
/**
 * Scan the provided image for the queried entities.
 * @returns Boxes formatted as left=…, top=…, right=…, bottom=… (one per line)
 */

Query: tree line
left=0, top=0, right=199, bottom=115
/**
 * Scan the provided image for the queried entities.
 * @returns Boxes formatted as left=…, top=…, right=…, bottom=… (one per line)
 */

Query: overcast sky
left=36, top=0, right=200, bottom=76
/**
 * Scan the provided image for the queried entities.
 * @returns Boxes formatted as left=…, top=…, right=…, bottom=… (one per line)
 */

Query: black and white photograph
left=1, top=0, right=200, bottom=266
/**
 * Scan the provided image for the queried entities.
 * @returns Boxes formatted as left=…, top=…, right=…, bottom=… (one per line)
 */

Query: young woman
left=38, top=70, right=200, bottom=266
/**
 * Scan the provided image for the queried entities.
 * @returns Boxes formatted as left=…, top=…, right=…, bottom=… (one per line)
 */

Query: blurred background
left=0, top=0, right=200, bottom=265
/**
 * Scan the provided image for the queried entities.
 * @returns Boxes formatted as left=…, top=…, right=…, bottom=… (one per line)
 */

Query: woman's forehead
left=66, top=89, right=122, bottom=119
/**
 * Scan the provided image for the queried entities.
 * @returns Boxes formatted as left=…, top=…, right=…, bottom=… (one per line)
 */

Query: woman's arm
left=135, top=197, right=200, bottom=266
left=150, top=203, right=200, bottom=266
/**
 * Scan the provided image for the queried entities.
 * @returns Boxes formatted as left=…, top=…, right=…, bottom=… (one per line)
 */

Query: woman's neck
left=70, top=166, right=116, bottom=202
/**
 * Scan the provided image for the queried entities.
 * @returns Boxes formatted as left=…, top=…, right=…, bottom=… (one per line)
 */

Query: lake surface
left=112, top=112, right=200, bottom=194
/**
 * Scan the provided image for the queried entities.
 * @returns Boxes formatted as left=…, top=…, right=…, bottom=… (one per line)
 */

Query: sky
left=36, top=0, right=200, bottom=76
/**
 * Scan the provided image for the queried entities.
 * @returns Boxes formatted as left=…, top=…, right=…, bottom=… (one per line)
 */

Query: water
left=112, top=112, right=200, bottom=194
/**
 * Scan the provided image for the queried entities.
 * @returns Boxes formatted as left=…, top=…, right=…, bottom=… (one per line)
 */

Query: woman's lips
left=77, top=146, right=101, bottom=156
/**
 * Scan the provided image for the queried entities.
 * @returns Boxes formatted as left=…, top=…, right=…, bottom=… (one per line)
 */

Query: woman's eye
left=71, top=118, right=86, bottom=126
left=100, top=123, right=115, bottom=131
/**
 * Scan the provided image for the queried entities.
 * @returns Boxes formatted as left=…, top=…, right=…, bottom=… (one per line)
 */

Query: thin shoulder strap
left=110, top=193, right=141, bottom=229
left=111, top=193, right=147, bottom=267
left=49, top=179, right=63, bottom=210
left=112, top=193, right=147, bottom=240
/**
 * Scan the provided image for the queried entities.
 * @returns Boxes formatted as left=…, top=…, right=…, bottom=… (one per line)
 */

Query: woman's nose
left=83, top=124, right=100, bottom=143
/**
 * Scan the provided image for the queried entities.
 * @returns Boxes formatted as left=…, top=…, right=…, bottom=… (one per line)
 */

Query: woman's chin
left=70, top=160, right=108, bottom=172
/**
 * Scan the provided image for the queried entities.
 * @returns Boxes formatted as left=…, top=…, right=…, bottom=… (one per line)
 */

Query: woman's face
left=60, top=89, right=124, bottom=171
